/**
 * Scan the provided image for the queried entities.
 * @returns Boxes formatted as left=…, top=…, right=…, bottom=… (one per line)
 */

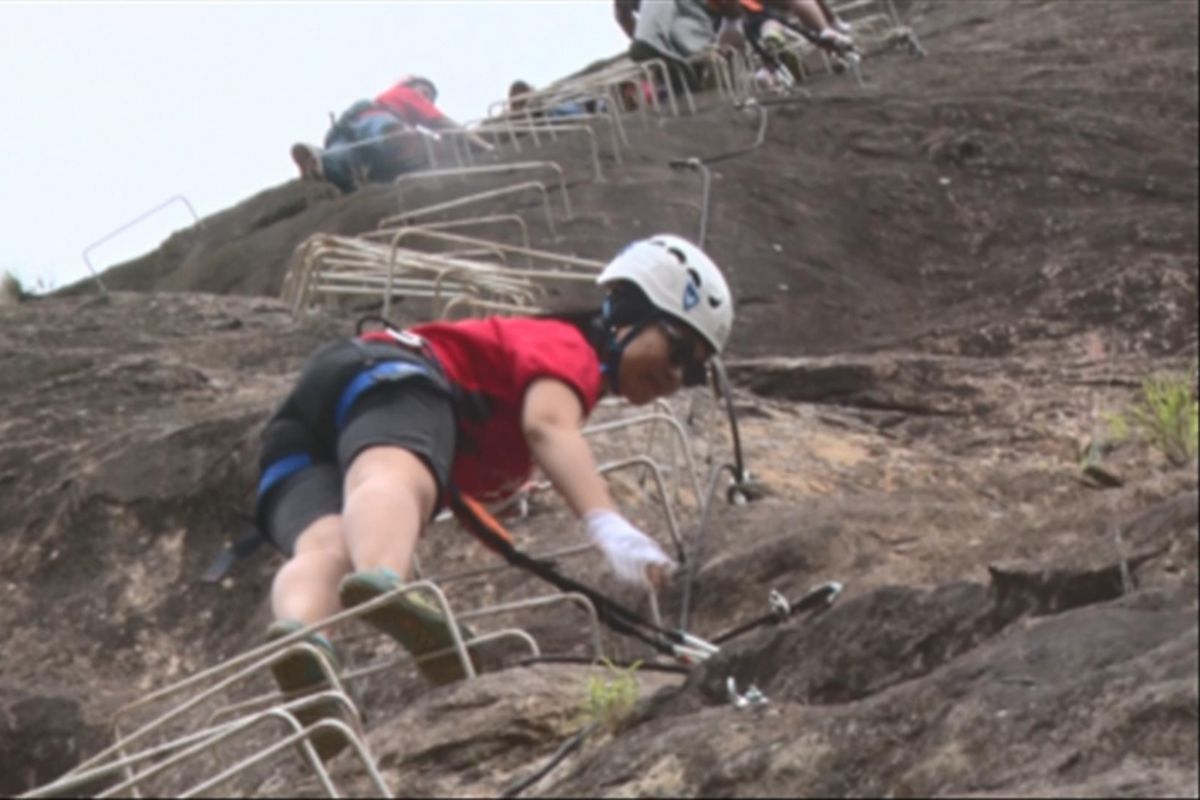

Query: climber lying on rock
left=290, top=74, right=495, bottom=194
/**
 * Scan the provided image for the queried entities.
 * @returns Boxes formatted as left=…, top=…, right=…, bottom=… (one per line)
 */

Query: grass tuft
left=581, top=658, right=642, bottom=732
left=1108, top=370, right=1198, bottom=468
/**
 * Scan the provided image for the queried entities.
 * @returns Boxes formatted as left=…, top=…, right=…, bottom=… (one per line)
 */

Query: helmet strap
left=600, top=298, right=656, bottom=396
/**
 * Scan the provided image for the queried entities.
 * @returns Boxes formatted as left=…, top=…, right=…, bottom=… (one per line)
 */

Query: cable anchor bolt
left=726, top=676, right=769, bottom=709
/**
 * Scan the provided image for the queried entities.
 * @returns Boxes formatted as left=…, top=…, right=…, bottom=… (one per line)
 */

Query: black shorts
left=258, top=382, right=457, bottom=557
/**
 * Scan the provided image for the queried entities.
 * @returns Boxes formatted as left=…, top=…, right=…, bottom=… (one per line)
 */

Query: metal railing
left=487, top=56, right=689, bottom=121
left=284, top=235, right=533, bottom=316
left=381, top=180, right=560, bottom=237
left=81, top=194, right=203, bottom=295
left=474, top=108, right=627, bottom=169
left=394, top=161, right=574, bottom=220
left=473, top=122, right=608, bottom=179
left=27, top=565, right=627, bottom=797
left=283, top=230, right=604, bottom=320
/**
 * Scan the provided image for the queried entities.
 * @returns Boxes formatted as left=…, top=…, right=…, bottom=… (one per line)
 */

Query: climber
left=255, top=234, right=734, bottom=757
left=290, top=74, right=495, bottom=194
left=615, top=0, right=749, bottom=92
left=506, top=80, right=595, bottom=119
left=758, top=0, right=857, bottom=55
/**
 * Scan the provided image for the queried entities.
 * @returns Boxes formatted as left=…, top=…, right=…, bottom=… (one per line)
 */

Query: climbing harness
left=449, top=488, right=720, bottom=664
left=710, top=581, right=842, bottom=645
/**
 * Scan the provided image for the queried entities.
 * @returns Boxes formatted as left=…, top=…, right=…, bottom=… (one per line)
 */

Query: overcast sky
left=0, top=1, right=627, bottom=292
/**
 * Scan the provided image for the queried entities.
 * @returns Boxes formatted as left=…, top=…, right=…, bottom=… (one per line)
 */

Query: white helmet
left=597, top=234, right=734, bottom=353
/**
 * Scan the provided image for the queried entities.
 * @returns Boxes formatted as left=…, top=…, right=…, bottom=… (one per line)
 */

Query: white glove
left=716, top=15, right=747, bottom=50
left=584, top=509, right=677, bottom=588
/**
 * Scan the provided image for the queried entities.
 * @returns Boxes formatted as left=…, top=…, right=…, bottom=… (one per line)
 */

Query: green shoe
left=338, top=568, right=477, bottom=686
left=265, top=620, right=351, bottom=762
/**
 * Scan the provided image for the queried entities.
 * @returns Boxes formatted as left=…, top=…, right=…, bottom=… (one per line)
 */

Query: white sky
left=0, top=1, right=628, bottom=292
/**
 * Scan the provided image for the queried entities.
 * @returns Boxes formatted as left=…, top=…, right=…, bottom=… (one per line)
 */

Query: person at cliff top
left=290, top=75, right=495, bottom=194
left=704, top=0, right=858, bottom=62
left=256, top=233, right=734, bottom=758
left=614, top=0, right=854, bottom=93
left=614, top=0, right=749, bottom=92
left=760, top=0, right=856, bottom=54
left=506, top=79, right=595, bottom=119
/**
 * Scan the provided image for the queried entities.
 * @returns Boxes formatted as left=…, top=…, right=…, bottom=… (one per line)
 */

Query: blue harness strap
left=207, top=352, right=437, bottom=585
left=256, top=452, right=314, bottom=498
left=334, top=359, right=432, bottom=430
left=256, top=358, right=434, bottom=500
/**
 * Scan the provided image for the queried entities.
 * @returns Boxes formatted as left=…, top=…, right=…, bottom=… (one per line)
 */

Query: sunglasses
left=658, top=319, right=710, bottom=387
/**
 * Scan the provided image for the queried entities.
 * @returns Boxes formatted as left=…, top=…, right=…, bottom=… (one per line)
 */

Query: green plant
left=581, top=658, right=641, bottom=732
left=1109, top=371, right=1199, bottom=467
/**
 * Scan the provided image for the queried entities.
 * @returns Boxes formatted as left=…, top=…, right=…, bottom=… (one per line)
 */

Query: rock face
left=3, top=0, right=1197, bottom=796
left=0, top=686, right=109, bottom=797
left=550, top=590, right=1197, bottom=798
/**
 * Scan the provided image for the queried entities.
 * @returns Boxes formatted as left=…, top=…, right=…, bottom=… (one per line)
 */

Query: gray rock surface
left=2, top=0, right=1196, bottom=796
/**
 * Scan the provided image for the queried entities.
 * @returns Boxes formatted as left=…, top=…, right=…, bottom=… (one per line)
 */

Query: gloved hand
left=716, top=15, right=747, bottom=50
left=584, top=509, right=677, bottom=588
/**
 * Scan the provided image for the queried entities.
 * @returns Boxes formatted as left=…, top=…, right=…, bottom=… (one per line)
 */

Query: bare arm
left=521, top=378, right=613, bottom=517
left=523, top=377, right=675, bottom=588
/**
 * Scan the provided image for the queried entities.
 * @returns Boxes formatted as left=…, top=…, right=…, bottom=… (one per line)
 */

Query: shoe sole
left=339, top=579, right=477, bottom=686
left=290, top=144, right=323, bottom=181
left=269, top=642, right=351, bottom=761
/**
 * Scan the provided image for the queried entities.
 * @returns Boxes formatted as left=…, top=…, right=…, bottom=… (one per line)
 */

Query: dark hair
left=536, top=281, right=658, bottom=358
left=601, top=281, right=657, bottom=326
left=537, top=307, right=609, bottom=357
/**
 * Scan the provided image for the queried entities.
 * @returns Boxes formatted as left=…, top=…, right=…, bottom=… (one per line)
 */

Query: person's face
left=616, top=319, right=712, bottom=405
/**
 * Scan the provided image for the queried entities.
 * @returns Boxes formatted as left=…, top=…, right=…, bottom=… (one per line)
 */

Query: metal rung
left=395, top=161, right=574, bottom=220
left=285, top=230, right=603, bottom=318
left=363, top=214, right=531, bottom=250
left=381, top=180, right=559, bottom=239
left=473, top=121, right=607, bottom=179
left=584, top=411, right=704, bottom=511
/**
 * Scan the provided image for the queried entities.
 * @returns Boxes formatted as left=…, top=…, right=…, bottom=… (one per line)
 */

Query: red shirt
left=374, top=83, right=444, bottom=128
left=412, top=317, right=604, bottom=501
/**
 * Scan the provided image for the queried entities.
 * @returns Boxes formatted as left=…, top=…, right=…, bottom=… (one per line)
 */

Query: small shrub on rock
left=581, top=659, right=641, bottom=732
left=1108, top=370, right=1199, bottom=467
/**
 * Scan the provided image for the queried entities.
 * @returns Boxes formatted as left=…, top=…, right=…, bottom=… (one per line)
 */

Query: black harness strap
left=448, top=489, right=684, bottom=657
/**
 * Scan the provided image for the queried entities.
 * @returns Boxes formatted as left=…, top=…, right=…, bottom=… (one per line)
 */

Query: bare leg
left=785, top=0, right=854, bottom=52
left=813, top=0, right=841, bottom=26
left=341, top=445, right=438, bottom=580
left=271, top=514, right=353, bottom=625
left=787, top=0, right=832, bottom=32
